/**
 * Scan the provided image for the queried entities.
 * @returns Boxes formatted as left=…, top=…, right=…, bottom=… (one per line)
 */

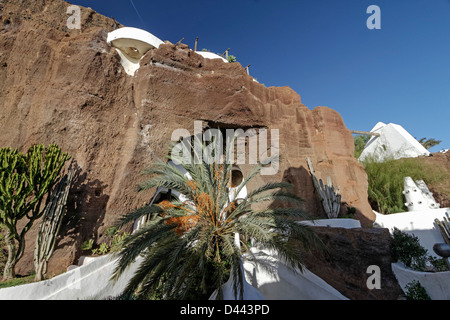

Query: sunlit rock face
left=0, top=0, right=373, bottom=276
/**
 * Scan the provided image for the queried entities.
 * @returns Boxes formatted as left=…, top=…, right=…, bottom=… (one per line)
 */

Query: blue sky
left=72, top=0, right=450, bottom=152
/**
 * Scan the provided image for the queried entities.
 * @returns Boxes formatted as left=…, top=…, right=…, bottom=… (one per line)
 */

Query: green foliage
left=362, top=156, right=444, bottom=214
left=0, top=144, right=71, bottom=279
left=427, top=255, right=449, bottom=272
left=112, top=136, right=325, bottom=300
left=0, top=274, right=35, bottom=289
left=418, top=137, right=441, bottom=150
left=391, top=228, right=428, bottom=271
left=405, top=280, right=431, bottom=300
left=92, top=243, right=110, bottom=256
left=353, top=135, right=370, bottom=159
left=340, top=206, right=356, bottom=219
left=81, top=239, right=94, bottom=251
left=105, top=226, right=118, bottom=238
left=227, top=55, right=236, bottom=63
left=90, top=227, right=130, bottom=256
left=110, top=229, right=130, bottom=253
left=391, top=228, right=449, bottom=272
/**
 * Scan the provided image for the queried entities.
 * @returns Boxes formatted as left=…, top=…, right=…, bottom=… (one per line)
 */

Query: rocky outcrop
left=0, top=0, right=373, bottom=276
left=302, top=227, right=404, bottom=300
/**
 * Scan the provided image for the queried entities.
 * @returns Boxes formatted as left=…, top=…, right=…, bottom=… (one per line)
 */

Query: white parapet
left=298, top=218, right=361, bottom=229
left=0, top=254, right=143, bottom=300
left=195, top=51, right=228, bottom=63
left=107, top=27, right=164, bottom=76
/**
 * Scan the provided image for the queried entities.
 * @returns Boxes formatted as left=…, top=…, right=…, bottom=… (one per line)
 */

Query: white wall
left=195, top=51, right=228, bottom=63
left=373, top=208, right=450, bottom=258
left=359, top=122, right=430, bottom=162
left=392, top=262, right=450, bottom=300
left=0, top=255, right=143, bottom=300
left=107, top=27, right=164, bottom=76
left=243, top=247, right=348, bottom=300
left=299, top=218, right=361, bottom=229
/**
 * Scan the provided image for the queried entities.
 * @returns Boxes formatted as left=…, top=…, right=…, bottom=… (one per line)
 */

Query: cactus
left=0, top=144, right=70, bottom=280
left=434, top=212, right=450, bottom=246
left=306, top=157, right=341, bottom=219
left=34, top=163, right=74, bottom=281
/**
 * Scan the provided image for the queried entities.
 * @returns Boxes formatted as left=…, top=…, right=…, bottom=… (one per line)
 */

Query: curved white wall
left=243, top=247, right=348, bottom=300
left=107, top=27, right=164, bottom=76
left=392, top=262, right=450, bottom=300
left=0, top=255, right=143, bottom=300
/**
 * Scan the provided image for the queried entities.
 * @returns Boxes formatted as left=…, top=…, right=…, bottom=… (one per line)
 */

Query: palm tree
left=418, top=137, right=442, bottom=150
left=111, top=136, right=325, bottom=300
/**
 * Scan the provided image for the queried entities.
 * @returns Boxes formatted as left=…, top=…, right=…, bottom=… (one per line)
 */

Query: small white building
left=359, top=122, right=430, bottom=162
left=107, top=27, right=164, bottom=76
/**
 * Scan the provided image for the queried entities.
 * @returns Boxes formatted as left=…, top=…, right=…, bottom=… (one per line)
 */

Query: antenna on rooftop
left=245, top=64, right=251, bottom=75
left=194, top=37, right=198, bottom=51
left=221, top=48, right=230, bottom=58
left=176, top=38, right=184, bottom=46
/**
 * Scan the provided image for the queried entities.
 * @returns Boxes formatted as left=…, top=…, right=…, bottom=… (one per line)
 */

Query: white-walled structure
left=195, top=51, right=228, bottom=63
left=0, top=254, right=143, bottom=300
left=242, top=247, right=348, bottom=300
left=373, top=208, right=449, bottom=258
left=107, top=27, right=164, bottom=76
left=374, top=208, right=450, bottom=299
left=359, top=122, right=430, bottom=162
left=392, top=263, right=450, bottom=300
left=299, top=218, right=361, bottom=229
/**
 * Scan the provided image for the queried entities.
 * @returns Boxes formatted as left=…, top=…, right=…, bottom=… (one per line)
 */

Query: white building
left=359, top=122, right=430, bottom=162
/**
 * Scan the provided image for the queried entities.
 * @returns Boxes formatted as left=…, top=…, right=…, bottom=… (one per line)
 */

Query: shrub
left=427, top=255, right=449, bottom=272
left=363, top=156, right=444, bottom=214
left=81, top=239, right=94, bottom=251
left=92, top=243, right=110, bottom=256
left=391, top=228, right=428, bottom=271
left=391, top=228, right=449, bottom=272
left=405, top=280, right=431, bottom=300
left=227, top=55, right=236, bottom=63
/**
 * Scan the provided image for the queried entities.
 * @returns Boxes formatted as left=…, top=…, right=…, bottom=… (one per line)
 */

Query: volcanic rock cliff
left=0, top=0, right=374, bottom=276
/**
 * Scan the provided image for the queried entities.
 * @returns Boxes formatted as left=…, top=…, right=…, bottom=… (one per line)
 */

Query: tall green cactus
left=0, top=144, right=70, bottom=280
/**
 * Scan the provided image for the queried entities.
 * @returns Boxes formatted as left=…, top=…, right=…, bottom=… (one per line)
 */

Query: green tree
left=112, top=137, right=325, bottom=300
left=0, top=144, right=70, bottom=280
